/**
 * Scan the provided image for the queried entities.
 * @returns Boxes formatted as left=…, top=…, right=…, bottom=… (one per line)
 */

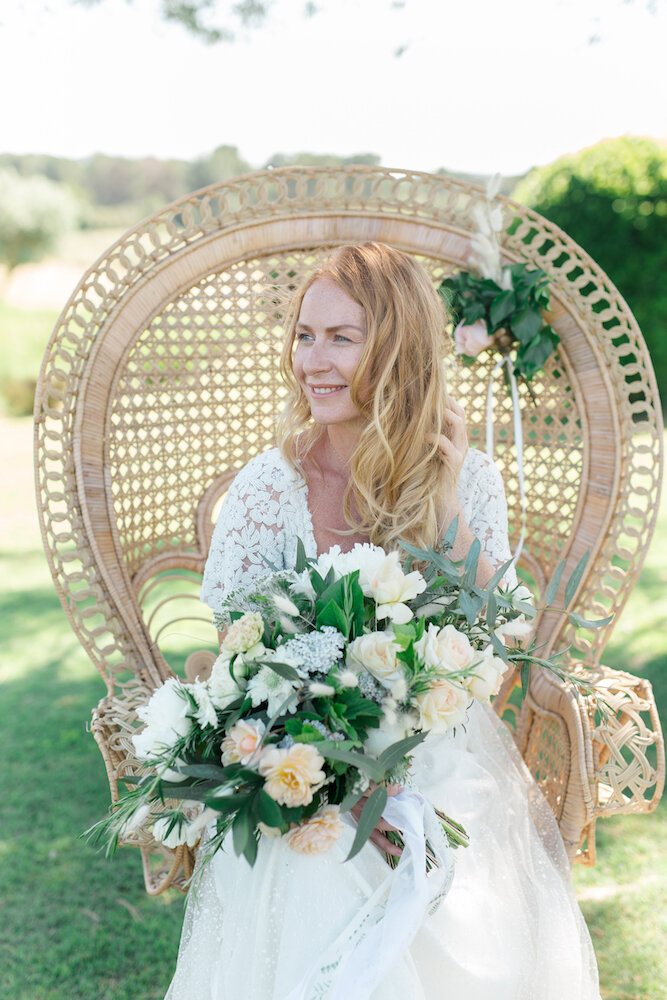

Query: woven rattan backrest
left=35, top=167, right=663, bottom=698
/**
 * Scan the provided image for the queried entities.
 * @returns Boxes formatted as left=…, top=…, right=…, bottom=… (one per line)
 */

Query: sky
left=2, top=0, right=665, bottom=175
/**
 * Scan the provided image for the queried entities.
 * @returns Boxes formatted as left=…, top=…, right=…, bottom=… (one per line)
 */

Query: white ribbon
left=285, top=790, right=454, bottom=1000
left=486, top=355, right=526, bottom=567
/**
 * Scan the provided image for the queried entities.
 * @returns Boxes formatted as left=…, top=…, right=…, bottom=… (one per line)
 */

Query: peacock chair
left=34, top=166, right=664, bottom=894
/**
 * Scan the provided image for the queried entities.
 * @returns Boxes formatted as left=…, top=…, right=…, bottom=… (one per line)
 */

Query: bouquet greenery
left=87, top=526, right=606, bottom=870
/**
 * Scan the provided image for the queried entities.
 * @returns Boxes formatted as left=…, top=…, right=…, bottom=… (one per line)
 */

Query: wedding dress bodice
left=202, top=446, right=516, bottom=614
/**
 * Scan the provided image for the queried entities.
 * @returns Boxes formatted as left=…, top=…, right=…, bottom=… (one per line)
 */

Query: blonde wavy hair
left=277, top=242, right=453, bottom=552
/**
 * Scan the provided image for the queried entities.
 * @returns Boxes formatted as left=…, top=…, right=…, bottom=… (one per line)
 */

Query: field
left=0, top=236, right=665, bottom=998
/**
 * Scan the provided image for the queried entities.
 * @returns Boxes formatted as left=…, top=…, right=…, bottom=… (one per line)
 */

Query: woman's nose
left=303, top=340, right=331, bottom=374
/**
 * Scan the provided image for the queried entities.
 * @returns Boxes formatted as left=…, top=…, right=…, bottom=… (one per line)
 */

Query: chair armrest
left=513, top=663, right=664, bottom=865
left=91, top=682, right=195, bottom=894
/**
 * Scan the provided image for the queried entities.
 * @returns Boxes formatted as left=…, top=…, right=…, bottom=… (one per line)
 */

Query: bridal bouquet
left=89, top=526, right=599, bottom=869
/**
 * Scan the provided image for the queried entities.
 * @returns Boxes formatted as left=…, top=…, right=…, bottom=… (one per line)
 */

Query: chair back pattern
left=35, top=167, right=663, bottom=886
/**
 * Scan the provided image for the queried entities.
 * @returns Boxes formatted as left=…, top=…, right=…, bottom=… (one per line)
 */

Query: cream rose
left=221, top=612, right=265, bottom=655
left=259, top=743, right=326, bottom=808
left=453, top=320, right=493, bottom=357
left=416, top=677, right=470, bottom=733
left=221, top=719, right=266, bottom=765
left=346, top=630, right=403, bottom=687
left=285, top=805, right=345, bottom=855
left=466, top=646, right=506, bottom=701
left=364, top=551, right=426, bottom=624
left=415, top=623, right=475, bottom=673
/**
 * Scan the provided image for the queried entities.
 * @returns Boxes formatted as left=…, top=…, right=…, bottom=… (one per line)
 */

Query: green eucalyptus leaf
left=261, top=659, right=301, bottom=682
left=520, top=661, right=531, bottom=697
left=568, top=611, right=614, bottom=629
left=345, top=786, right=388, bottom=862
left=564, top=552, right=590, bottom=608
left=377, top=731, right=427, bottom=773
left=314, top=741, right=385, bottom=783
left=544, top=559, right=566, bottom=605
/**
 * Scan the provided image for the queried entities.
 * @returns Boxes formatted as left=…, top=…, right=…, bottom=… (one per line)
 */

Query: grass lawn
left=1, top=412, right=665, bottom=1000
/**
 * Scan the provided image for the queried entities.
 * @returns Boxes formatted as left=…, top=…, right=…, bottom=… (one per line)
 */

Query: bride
left=165, top=242, right=601, bottom=999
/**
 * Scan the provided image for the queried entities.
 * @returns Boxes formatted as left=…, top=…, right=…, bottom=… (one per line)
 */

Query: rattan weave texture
left=35, top=166, right=663, bottom=889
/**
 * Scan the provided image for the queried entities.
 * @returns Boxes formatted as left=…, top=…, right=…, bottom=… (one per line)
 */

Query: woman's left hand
left=426, top=397, right=469, bottom=503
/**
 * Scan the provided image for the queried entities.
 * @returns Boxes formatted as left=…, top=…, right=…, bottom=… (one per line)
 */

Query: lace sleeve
left=457, top=449, right=518, bottom=589
left=200, top=451, right=296, bottom=615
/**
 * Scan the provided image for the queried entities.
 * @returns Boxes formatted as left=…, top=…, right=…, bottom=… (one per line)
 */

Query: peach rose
left=415, top=623, right=474, bottom=673
left=346, top=631, right=403, bottom=687
left=454, top=320, right=493, bottom=357
left=259, top=743, right=326, bottom=808
left=221, top=719, right=266, bottom=765
left=285, top=805, right=345, bottom=855
left=416, top=677, right=470, bottom=733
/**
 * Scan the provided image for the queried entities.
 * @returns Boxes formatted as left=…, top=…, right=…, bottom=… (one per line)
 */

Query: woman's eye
left=296, top=331, right=312, bottom=341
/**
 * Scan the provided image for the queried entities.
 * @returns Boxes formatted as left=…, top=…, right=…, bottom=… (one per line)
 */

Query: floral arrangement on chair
left=438, top=176, right=559, bottom=384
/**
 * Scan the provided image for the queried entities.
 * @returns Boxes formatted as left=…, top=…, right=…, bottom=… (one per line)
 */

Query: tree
left=0, top=169, right=79, bottom=272
left=512, top=137, right=667, bottom=403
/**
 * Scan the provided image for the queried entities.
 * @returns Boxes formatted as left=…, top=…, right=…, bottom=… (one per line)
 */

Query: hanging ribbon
left=285, top=790, right=454, bottom=1000
left=486, top=355, right=526, bottom=567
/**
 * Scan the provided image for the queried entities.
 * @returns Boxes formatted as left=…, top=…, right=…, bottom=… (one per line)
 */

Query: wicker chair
left=34, top=166, right=664, bottom=894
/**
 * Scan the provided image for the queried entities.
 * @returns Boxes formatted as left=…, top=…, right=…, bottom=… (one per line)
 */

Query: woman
left=166, top=243, right=601, bottom=999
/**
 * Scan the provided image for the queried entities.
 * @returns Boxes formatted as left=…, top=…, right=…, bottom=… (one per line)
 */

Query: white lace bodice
left=201, top=447, right=516, bottom=614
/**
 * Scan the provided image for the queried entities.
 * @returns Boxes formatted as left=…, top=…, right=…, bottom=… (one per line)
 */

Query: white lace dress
left=165, top=447, right=601, bottom=1000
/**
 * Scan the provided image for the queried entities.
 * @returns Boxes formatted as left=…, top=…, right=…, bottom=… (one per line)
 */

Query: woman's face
left=293, top=278, right=368, bottom=435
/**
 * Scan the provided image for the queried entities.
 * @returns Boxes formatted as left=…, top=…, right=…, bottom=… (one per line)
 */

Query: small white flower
left=337, top=670, right=359, bottom=688
left=132, top=678, right=192, bottom=760
left=190, top=678, right=218, bottom=729
left=247, top=665, right=299, bottom=717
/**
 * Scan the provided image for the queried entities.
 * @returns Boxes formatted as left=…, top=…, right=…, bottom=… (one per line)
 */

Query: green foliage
left=512, top=137, right=667, bottom=404
left=439, top=263, right=558, bottom=381
left=0, top=168, right=79, bottom=271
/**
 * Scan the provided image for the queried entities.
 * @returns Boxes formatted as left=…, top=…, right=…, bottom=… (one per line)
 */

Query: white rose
left=466, top=646, right=507, bottom=701
left=415, top=623, right=474, bottom=673
left=347, top=631, right=403, bottom=687
left=133, top=678, right=193, bottom=760
left=364, top=551, right=426, bottom=624
left=416, top=677, right=470, bottom=733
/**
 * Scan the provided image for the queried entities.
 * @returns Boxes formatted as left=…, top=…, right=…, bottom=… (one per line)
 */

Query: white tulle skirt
left=164, top=702, right=601, bottom=1000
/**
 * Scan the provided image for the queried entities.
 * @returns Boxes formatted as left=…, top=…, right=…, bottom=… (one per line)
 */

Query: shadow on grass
left=0, top=562, right=185, bottom=1000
